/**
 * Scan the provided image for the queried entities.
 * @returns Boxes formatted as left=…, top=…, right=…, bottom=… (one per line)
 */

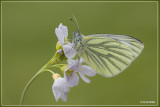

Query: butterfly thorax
left=73, top=30, right=83, bottom=48
left=72, top=30, right=85, bottom=56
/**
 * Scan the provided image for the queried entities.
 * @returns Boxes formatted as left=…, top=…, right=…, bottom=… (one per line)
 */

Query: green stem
left=19, top=52, right=58, bottom=105
left=50, top=64, right=68, bottom=68
left=43, top=69, right=55, bottom=74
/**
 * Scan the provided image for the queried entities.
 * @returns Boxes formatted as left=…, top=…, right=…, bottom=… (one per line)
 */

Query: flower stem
left=50, top=64, right=68, bottom=68
left=43, top=69, right=55, bottom=74
left=19, top=52, right=58, bottom=105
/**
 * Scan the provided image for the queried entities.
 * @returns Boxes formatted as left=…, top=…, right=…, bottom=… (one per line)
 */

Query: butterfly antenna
left=72, top=14, right=79, bottom=30
left=69, top=14, right=79, bottom=31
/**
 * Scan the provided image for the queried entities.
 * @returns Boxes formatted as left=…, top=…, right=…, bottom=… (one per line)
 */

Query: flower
left=55, top=23, right=76, bottom=58
left=64, top=59, right=79, bottom=87
left=52, top=73, right=70, bottom=102
left=64, top=58, right=96, bottom=88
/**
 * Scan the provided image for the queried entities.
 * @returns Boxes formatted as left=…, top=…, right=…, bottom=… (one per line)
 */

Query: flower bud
left=56, top=41, right=62, bottom=50
left=58, top=49, right=63, bottom=54
left=60, top=65, right=68, bottom=74
left=52, top=73, right=61, bottom=80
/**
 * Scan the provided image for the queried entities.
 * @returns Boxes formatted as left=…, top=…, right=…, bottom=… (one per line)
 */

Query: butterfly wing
left=79, top=34, right=144, bottom=77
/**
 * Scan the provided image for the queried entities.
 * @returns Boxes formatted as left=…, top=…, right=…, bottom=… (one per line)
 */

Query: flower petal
left=64, top=72, right=79, bottom=87
left=63, top=42, right=76, bottom=58
left=66, top=59, right=80, bottom=72
left=52, top=85, right=61, bottom=101
left=67, top=59, right=75, bottom=65
left=79, top=72, right=90, bottom=83
left=58, top=23, right=68, bottom=39
left=80, top=65, right=96, bottom=76
left=60, top=92, right=68, bottom=102
left=79, top=65, right=96, bottom=83
left=55, top=23, right=68, bottom=45
left=70, top=60, right=79, bottom=71
left=55, top=28, right=64, bottom=45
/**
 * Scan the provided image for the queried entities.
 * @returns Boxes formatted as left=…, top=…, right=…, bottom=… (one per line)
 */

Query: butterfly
left=71, top=16, right=144, bottom=77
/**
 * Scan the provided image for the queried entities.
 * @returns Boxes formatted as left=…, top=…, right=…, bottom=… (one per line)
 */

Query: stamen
left=66, top=69, right=74, bottom=77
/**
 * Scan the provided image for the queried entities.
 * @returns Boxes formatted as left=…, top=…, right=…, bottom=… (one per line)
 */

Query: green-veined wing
left=79, top=34, right=144, bottom=77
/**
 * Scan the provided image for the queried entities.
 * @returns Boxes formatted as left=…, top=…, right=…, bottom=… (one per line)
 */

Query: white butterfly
left=71, top=16, right=144, bottom=77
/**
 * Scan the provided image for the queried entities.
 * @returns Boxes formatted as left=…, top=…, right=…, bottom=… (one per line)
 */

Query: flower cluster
left=52, top=23, right=96, bottom=102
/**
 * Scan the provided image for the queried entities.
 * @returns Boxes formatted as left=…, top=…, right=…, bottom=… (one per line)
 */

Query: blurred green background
left=2, top=1, right=158, bottom=105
